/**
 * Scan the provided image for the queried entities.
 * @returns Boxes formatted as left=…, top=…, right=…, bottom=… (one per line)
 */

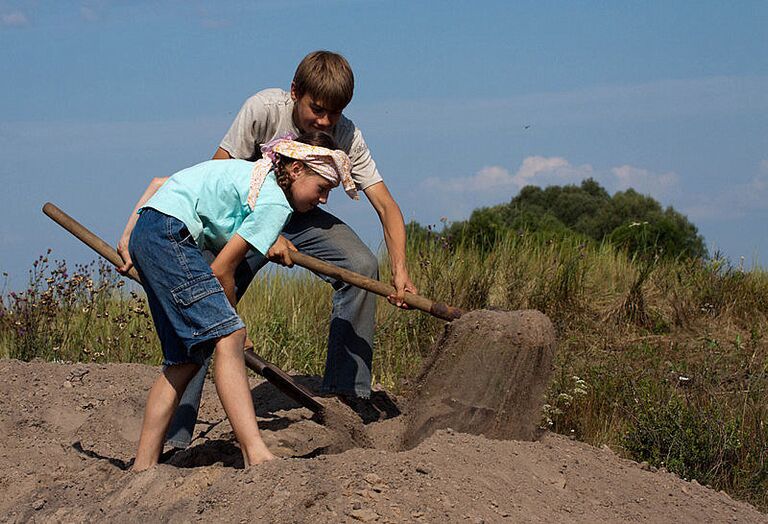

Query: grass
left=2, top=231, right=767, bottom=510
left=0, top=252, right=157, bottom=364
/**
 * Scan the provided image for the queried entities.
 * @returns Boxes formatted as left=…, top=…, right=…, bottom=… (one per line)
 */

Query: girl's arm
left=116, top=176, right=168, bottom=274
left=210, top=234, right=251, bottom=306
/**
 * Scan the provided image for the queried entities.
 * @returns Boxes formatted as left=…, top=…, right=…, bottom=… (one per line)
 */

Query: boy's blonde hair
left=292, top=51, right=354, bottom=112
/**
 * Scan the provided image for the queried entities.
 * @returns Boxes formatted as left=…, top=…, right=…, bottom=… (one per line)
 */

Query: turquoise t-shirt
left=142, top=159, right=292, bottom=255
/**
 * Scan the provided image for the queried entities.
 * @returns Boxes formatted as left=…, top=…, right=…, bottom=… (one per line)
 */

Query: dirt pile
left=0, top=309, right=765, bottom=521
left=401, top=309, right=556, bottom=448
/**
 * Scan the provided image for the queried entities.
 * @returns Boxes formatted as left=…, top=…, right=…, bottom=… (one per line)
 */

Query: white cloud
left=515, top=156, right=570, bottom=185
left=469, top=166, right=515, bottom=191
left=514, top=156, right=594, bottom=187
left=611, top=165, right=679, bottom=195
left=425, top=155, right=683, bottom=199
left=1, top=10, right=28, bottom=27
left=423, top=156, right=594, bottom=194
left=684, top=160, right=768, bottom=220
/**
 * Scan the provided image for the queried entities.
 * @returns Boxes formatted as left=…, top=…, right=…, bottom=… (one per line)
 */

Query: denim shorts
left=128, top=208, right=245, bottom=366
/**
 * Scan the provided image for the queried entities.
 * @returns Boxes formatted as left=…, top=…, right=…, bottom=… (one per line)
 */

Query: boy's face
left=291, top=83, right=343, bottom=134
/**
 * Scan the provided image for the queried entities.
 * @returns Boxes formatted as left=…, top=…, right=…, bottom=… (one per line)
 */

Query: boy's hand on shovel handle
left=389, top=272, right=417, bottom=309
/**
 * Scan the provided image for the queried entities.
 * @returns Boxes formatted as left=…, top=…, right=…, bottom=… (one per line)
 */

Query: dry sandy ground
left=1, top=310, right=765, bottom=523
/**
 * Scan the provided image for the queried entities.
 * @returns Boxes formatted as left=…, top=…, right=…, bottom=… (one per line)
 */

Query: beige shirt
left=220, top=88, right=383, bottom=191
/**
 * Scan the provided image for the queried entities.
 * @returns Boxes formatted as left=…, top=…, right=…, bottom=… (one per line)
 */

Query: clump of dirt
left=401, top=309, right=556, bottom=448
left=312, top=397, right=373, bottom=454
left=309, top=309, right=556, bottom=453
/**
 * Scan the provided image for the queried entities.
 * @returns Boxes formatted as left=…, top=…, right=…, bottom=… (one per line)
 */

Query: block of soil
left=401, top=309, right=556, bottom=448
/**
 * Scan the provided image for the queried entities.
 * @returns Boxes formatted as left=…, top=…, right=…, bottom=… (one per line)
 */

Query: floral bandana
left=273, top=140, right=355, bottom=197
left=248, top=137, right=356, bottom=210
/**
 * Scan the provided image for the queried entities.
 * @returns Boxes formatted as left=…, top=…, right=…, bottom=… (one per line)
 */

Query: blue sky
left=1, top=0, right=767, bottom=289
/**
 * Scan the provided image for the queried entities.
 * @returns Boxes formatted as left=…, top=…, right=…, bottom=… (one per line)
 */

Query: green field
left=2, top=231, right=767, bottom=509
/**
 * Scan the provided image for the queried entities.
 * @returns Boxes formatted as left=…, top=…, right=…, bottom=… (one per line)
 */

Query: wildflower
left=571, top=376, right=588, bottom=396
left=541, top=403, right=563, bottom=428
left=557, top=392, right=574, bottom=406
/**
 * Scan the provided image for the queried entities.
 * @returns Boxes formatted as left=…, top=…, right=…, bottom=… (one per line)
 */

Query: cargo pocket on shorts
left=171, top=274, right=238, bottom=337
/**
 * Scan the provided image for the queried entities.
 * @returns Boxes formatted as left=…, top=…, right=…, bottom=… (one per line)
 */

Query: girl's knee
left=229, top=327, right=247, bottom=338
left=226, top=327, right=246, bottom=337
left=213, top=328, right=247, bottom=354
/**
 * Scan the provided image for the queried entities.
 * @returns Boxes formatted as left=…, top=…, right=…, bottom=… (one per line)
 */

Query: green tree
left=443, top=179, right=706, bottom=259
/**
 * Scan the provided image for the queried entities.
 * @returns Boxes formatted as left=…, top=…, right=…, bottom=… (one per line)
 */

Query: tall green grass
left=2, top=232, right=767, bottom=509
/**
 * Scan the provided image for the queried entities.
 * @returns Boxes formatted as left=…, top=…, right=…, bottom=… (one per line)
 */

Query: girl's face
left=287, top=162, right=335, bottom=213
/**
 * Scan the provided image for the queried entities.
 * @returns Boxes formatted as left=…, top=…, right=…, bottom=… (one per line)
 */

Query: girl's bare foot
left=243, top=445, right=277, bottom=467
left=130, top=461, right=155, bottom=473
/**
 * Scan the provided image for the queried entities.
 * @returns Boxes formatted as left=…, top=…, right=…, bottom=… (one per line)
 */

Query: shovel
left=42, top=202, right=464, bottom=413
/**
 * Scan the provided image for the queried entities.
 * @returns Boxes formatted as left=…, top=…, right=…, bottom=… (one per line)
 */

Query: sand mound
left=1, top=316, right=765, bottom=522
left=401, top=309, right=556, bottom=448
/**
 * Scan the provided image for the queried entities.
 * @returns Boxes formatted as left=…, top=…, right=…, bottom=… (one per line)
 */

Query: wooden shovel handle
left=288, top=251, right=464, bottom=321
left=42, top=202, right=142, bottom=283
left=243, top=349, right=322, bottom=413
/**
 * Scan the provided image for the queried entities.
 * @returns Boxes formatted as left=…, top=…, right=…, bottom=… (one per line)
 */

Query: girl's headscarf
left=248, top=136, right=357, bottom=210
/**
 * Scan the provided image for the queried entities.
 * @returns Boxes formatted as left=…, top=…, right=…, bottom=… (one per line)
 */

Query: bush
left=623, top=391, right=742, bottom=485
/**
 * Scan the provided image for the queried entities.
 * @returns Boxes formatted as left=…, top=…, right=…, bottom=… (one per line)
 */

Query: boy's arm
left=364, top=181, right=417, bottom=307
left=210, top=234, right=251, bottom=306
left=213, top=147, right=232, bottom=160
left=116, top=177, right=168, bottom=274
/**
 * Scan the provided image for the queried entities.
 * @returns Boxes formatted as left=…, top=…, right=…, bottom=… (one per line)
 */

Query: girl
left=116, top=131, right=354, bottom=471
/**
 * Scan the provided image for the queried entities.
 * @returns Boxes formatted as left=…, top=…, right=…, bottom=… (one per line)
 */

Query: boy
left=167, top=51, right=415, bottom=449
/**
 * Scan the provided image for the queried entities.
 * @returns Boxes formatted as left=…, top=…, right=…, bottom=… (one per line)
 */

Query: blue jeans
left=165, top=207, right=378, bottom=448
